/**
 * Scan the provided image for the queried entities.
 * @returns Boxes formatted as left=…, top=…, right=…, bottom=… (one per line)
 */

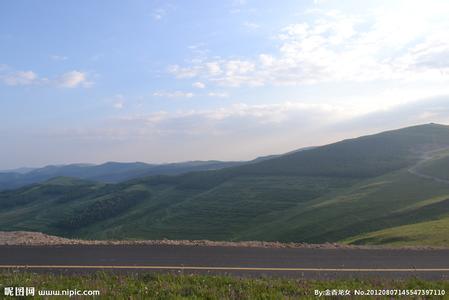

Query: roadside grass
left=1, top=271, right=448, bottom=299
left=343, top=215, right=449, bottom=247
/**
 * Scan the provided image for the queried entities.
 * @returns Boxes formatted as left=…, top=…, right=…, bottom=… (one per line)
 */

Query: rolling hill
left=1, top=123, right=449, bottom=246
left=0, top=160, right=244, bottom=191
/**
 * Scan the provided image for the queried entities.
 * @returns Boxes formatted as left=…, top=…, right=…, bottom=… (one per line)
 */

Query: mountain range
left=0, top=160, right=245, bottom=191
left=1, top=123, right=449, bottom=246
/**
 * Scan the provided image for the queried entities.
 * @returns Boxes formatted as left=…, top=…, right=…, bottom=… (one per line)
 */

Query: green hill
left=0, top=160, right=244, bottom=191
left=343, top=216, right=449, bottom=247
left=1, top=123, right=449, bottom=246
left=414, top=149, right=449, bottom=181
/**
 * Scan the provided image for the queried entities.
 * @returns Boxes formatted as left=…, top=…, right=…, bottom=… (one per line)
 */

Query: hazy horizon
left=1, top=122, right=447, bottom=171
left=2, top=0, right=449, bottom=169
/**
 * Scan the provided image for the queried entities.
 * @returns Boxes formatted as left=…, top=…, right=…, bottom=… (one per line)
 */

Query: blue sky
left=1, top=0, right=449, bottom=169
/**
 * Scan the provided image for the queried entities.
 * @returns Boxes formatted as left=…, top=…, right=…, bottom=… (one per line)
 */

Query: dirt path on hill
left=408, top=147, right=449, bottom=185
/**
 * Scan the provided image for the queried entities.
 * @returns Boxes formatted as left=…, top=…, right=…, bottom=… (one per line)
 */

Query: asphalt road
left=1, top=245, right=449, bottom=279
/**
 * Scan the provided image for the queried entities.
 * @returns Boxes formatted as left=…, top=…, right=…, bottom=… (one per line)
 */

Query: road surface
left=0, top=245, right=449, bottom=279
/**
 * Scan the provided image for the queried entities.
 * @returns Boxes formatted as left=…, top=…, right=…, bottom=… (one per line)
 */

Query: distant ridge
left=0, top=160, right=244, bottom=191
left=0, top=146, right=318, bottom=191
left=2, top=123, right=449, bottom=247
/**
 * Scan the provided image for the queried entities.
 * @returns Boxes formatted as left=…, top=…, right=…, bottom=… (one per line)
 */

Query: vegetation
left=1, top=124, right=449, bottom=245
left=416, top=154, right=449, bottom=181
left=233, top=171, right=449, bottom=243
left=56, top=190, right=151, bottom=230
left=228, top=123, right=449, bottom=178
left=0, top=161, right=243, bottom=191
left=0, top=271, right=448, bottom=299
left=343, top=215, right=449, bottom=247
left=0, top=177, right=98, bottom=209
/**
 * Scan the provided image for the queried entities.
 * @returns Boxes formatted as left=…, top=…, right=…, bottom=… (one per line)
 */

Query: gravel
left=0, top=231, right=441, bottom=249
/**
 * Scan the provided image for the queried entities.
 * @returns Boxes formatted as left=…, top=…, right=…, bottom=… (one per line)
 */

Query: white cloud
left=117, top=97, right=449, bottom=140
left=57, top=71, right=91, bottom=88
left=259, top=54, right=274, bottom=67
left=0, top=66, right=93, bottom=89
left=113, top=102, right=124, bottom=109
left=39, top=96, right=449, bottom=164
left=233, top=0, right=247, bottom=5
left=153, top=90, right=194, bottom=98
left=205, top=62, right=222, bottom=76
left=187, top=43, right=209, bottom=57
left=1, top=70, right=38, bottom=86
left=168, top=65, right=199, bottom=78
left=192, top=81, right=206, bottom=89
left=119, top=101, right=353, bottom=133
left=207, top=92, right=229, bottom=98
left=168, top=2, right=449, bottom=87
left=152, top=8, right=166, bottom=20
left=243, top=21, right=260, bottom=30
left=401, top=32, right=449, bottom=71
left=152, top=89, right=230, bottom=99
left=112, top=94, right=125, bottom=109
left=335, top=96, right=449, bottom=134
left=50, top=55, right=68, bottom=61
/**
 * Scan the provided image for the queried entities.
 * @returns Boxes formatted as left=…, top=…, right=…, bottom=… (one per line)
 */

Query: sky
left=1, top=0, right=449, bottom=169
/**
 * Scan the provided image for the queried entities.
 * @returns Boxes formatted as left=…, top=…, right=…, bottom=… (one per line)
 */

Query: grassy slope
left=233, top=170, right=449, bottom=243
left=230, top=123, right=449, bottom=178
left=80, top=176, right=356, bottom=240
left=416, top=151, right=449, bottom=181
left=339, top=150, right=449, bottom=246
left=2, top=124, right=449, bottom=245
left=0, top=161, right=244, bottom=191
left=3, top=169, right=448, bottom=244
left=0, top=178, right=108, bottom=233
left=342, top=215, right=449, bottom=247
left=1, top=272, right=448, bottom=299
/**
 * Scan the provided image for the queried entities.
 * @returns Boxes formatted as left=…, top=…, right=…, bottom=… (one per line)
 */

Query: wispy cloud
left=152, top=8, right=166, bottom=20
left=1, top=70, right=39, bottom=86
left=50, top=55, right=68, bottom=61
left=114, top=101, right=353, bottom=138
left=19, top=96, right=449, bottom=165
left=113, top=102, right=124, bottom=109
left=168, top=3, right=449, bottom=87
left=98, top=94, right=449, bottom=152
left=233, top=0, right=247, bottom=5
left=192, top=81, right=206, bottom=89
left=167, top=65, right=199, bottom=79
left=230, top=0, right=250, bottom=13
left=243, top=21, right=260, bottom=30
left=57, top=71, right=92, bottom=88
left=153, top=90, right=194, bottom=98
left=207, top=92, right=229, bottom=98
left=112, top=94, right=125, bottom=109
left=0, top=66, right=92, bottom=88
left=334, top=96, right=449, bottom=135
left=151, top=4, right=176, bottom=21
